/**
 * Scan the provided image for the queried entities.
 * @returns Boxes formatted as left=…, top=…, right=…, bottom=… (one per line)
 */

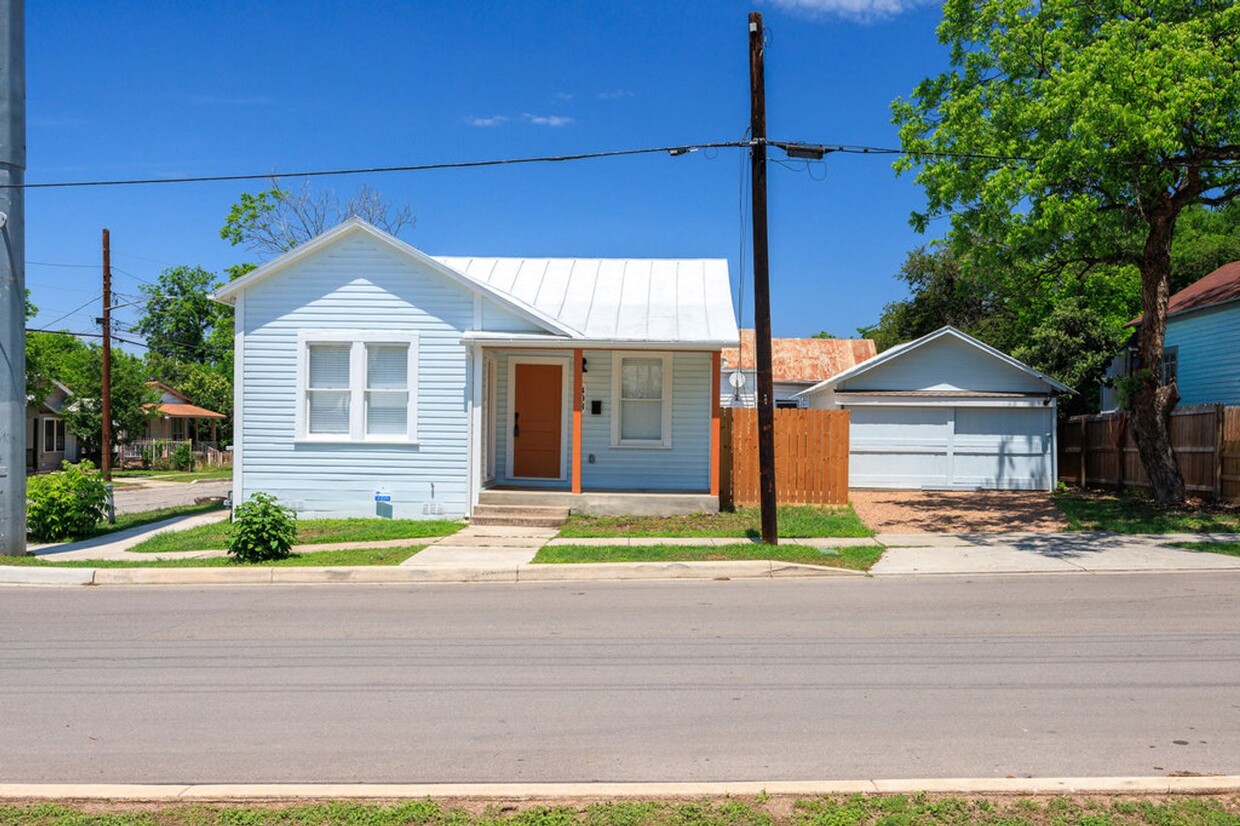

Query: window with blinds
left=611, top=352, right=672, bottom=447
left=307, top=344, right=352, bottom=434
left=365, top=344, right=409, bottom=436
left=298, top=333, right=418, bottom=442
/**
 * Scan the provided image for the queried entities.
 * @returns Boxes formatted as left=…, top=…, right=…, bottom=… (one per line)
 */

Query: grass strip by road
left=1, top=546, right=424, bottom=567
left=129, top=517, right=462, bottom=553
left=1053, top=491, right=1240, bottom=534
left=559, top=505, right=874, bottom=539
left=1172, top=540, right=1240, bottom=557
left=2, top=795, right=1238, bottom=826
left=535, top=543, right=883, bottom=571
left=112, top=468, right=234, bottom=482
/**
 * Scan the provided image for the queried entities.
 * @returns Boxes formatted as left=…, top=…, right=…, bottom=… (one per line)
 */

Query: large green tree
left=60, top=346, right=158, bottom=456
left=894, top=0, right=1240, bottom=503
left=134, top=266, right=230, bottom=369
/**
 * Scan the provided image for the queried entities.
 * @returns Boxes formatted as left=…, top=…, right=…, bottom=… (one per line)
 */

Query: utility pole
left=0, top=0, right=25, bottom=556
left=748, top=11, right=778, bottom=545
left=100, top=228, right=112, bottom=482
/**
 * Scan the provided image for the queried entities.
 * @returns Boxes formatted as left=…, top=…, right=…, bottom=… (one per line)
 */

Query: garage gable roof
left=794, top=326, right=1071, bottom=397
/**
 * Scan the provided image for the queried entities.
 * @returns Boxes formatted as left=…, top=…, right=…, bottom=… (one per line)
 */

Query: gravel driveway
left=850, top=489, right=1069, bottom=533
left=111, top=479, right=232, bottom=515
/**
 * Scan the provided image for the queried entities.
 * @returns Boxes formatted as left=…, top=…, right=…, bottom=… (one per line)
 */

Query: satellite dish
left=728, top=371, right=747, bottom=389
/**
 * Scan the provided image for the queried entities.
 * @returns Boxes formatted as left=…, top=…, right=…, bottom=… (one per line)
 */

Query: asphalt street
left=2, top=574, right=1238, bottom=783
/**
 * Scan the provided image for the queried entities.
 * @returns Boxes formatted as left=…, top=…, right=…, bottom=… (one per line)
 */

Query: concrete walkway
left=403, top=524, right=554, bottom=567
left=27, top=512, right=231, bottom=561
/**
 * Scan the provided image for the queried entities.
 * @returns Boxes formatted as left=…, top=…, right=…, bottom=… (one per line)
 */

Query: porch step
left=470, top=504, right=570, bottom=528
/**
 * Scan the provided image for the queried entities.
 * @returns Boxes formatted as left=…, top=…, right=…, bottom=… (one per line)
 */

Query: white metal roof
left=435, top=256, right=738, bottom=344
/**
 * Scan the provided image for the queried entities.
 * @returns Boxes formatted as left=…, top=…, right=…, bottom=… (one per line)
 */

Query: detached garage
left=797, top=327, right=1070, bottom=491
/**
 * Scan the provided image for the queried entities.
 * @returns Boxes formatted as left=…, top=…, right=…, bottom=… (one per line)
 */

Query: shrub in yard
left=172, top=441, right=195, bottom=472
left=228, top=492, right=298, bottom=562
left=26, top=460, right=110, bottom=541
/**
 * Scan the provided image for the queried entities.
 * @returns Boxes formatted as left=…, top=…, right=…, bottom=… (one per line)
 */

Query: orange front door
left=513, top=363, right=563, bottom=478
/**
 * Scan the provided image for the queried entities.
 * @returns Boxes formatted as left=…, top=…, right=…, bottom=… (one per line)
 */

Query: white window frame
left=42, top=417, right=65, bottom=453
left=610, top=352, right=673, bottom=449
left=295, top=331, right=419, bottom=444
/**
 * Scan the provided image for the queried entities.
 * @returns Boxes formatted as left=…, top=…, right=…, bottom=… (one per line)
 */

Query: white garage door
left=848, top=405, right=1053, bottom=490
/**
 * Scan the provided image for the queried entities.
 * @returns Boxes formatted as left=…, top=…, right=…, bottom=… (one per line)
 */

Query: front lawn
left=2, top=545, right=424, bottom=567
left=1172, top=540, right=1240, bottom=557
left=558, top=505, right=873, bottom=539
left=28, top=502, right=226, bottom=545
left=534, top=543, right=883, bottom=571
left=1053, top=490, right=1240, bottom=534
left=113, top=468, right=233, bottom=482
left=3, top=795, right=1238, bottom=826
left=129, top=517, right=462, bottom=553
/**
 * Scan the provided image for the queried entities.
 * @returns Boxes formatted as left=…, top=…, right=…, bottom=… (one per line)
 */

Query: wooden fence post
left=1078, top=417, right=1087, bottom=488
left=1115, top=414, right=1126, bottom=493
left=1215, top=404, right=1225, bottom=501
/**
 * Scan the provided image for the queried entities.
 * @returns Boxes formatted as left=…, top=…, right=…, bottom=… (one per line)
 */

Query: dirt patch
left=851, top=490, right=1069, bottom=533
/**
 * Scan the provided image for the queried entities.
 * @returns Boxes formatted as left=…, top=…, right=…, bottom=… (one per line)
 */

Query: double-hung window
left=611, top=352, right=673, bottom=448
left=298, top=332, right=419, bottom=443
left=42, top=418, right=65, bottom=453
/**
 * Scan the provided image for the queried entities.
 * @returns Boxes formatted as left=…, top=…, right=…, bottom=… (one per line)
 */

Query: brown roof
left=153, top=402, right=226, bottom=420
left=1131, top=260, right=1240, bottom=325
left=721, top=330, right=877, bottom=383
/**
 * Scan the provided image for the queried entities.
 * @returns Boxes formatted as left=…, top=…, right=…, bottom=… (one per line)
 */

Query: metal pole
left=0, top=0, right=25, bottom=556
left=748, top=11, right=778, bottom=545
left=101, top=228, right=112, bottom=481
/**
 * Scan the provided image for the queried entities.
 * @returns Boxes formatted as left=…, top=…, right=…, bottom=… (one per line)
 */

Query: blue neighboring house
left=1101, top=261, right=1240, bottom=411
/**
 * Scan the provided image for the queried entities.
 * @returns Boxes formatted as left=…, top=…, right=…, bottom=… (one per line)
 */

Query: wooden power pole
left=748, top=11, right=778, bottom=545
left=100, top=227, right=112, bottom=482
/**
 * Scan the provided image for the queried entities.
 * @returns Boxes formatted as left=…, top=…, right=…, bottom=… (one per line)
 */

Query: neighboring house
left=25, top=381, right=80, bottom=472
left=141, top=381, right=227, bottom=445
left=719, top=330, right=876, bottom=408
left=797, top=326, right=1070, bottom=491
left=210, top=217, right=739, bottom=520
left=1100, top=260, right=1240, bottom=411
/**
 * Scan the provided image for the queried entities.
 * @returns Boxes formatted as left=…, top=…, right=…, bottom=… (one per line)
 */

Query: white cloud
left=597, top=89, right=634, bottom=101
left=767, top=0, right=933, bottom=22
left=522, top=113, right=574, bottom=127
left=554, top=91, right=575, bottom=101
left=468, top=113, right=574, bottom=127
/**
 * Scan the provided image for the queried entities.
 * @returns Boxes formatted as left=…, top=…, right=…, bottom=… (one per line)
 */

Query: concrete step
left=470, top=514, right=566, bottom=528
left=472, top=504, right=570, bottom=519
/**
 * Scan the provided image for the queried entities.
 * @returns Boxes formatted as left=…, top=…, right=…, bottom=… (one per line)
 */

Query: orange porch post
left=572, top=348, right=584, bottom=494
left=710, top=350, right=721, bottom=496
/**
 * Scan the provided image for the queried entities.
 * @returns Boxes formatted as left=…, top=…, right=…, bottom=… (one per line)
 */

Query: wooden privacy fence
left=721, top=408, right=850, bottom=507
left=1058, top=404, right=1240, bottom=502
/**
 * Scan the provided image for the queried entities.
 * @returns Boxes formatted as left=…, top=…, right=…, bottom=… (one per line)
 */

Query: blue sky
left=25, top=0, right=949, bottom=344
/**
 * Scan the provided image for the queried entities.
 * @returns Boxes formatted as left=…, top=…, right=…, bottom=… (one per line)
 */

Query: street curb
left=2, top=776, right=1239, bottom=800
left=0, top=560, right=863, bottom=587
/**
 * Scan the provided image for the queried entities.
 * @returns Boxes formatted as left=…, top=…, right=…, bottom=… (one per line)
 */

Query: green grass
left=128, top=517, right=462, bottom=553
left=0, top=795, right=1237, bottom=826
left=558, top=505, right=873, bottom=539
left=1053, top=490, right=1240, bottom=534
left=2, top=545, right=424, bottom=567
left=1172, top=540, right=1240, bottom=556
left=534, top=542, right=883, bottom=571
left=113, top=468, right=233, bottom=482
left=28, top=502, right=227, bottom=545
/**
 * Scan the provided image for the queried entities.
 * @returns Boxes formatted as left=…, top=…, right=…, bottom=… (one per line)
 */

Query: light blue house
left=211, top=218, right=738, bottom=519
left=1101, top=261, right=1240, bottom=411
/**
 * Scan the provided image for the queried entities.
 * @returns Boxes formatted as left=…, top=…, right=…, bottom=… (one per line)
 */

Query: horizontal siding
left=491, top=349, right=712, bottom=492
left=1166, top=304, right=1240, bottom=405
left=240, top=233, right=471, bottom=519
left=843, top=335, right=1049, bottom=393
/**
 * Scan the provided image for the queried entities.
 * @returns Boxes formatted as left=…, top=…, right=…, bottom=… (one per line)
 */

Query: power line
left=37, top=294, right=102, bottom=329
left=3, top=141, right=748, bottom=191
left=26, top=259, right=96, bottom=268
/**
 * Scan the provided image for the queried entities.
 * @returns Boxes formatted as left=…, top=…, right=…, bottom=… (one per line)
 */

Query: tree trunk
left=1128, top=211, right=1185, bottom=505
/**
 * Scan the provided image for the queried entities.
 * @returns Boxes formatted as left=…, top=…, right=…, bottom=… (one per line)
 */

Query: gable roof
left=794, top=326, right=1072, bottom=397
left=720, top=330, right=876, bottom=383
left=211, top=217, right=740, bottom=345
left=435, top=256, right=737, bottom=344
left=210, top=218, right=578, bottom=338
left=1130, top=260, right=1240, bottom=326
left=144, top=381, right=226, bottom=420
